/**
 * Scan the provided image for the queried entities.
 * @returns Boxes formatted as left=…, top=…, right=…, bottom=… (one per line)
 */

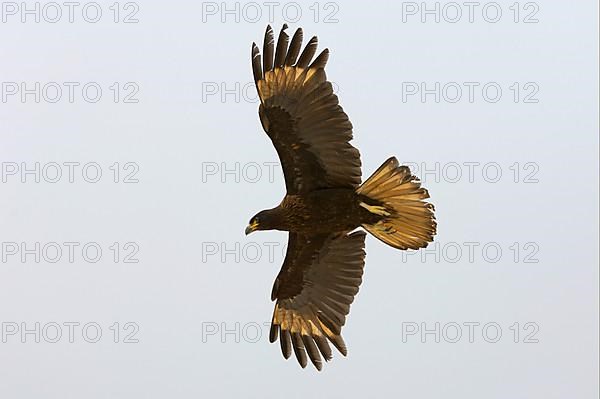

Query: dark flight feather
left=280, top=329, right=292, bottom=359
left=309, top=49, right=329, bottom=70
left=313, top=335, right=333, bottom=361
left=274, top=24, right=289, bottom=67
left=262, top=25, right=274, bottom=73
left=251, top=43, right=262, bottom=83
left=292, top=333, right=308, bottom=368
left=296, top=36, right=318, bottom=68
left=269, top=323, right=278, bottom=343
left=302, top=335, right=323, bottom=370
left=285, top=28, right=303, bottom=66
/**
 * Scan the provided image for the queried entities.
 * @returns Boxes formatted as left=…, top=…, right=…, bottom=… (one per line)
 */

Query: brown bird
left=246, top=24, right=437, bottom=370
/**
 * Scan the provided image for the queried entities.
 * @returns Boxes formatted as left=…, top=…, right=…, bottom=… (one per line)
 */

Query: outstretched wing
left=251, top=24, right=361, bottom=194
left=269, top=231, right=366, bottom=370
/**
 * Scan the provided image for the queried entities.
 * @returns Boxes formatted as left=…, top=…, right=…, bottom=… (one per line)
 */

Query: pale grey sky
left=1, top=1, right=598, bottom=398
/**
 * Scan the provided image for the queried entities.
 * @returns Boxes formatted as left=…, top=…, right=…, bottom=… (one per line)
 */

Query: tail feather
left=357, top=157, right=436, bottom=250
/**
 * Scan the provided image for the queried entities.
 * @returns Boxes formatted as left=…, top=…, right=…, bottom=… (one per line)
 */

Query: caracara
left=245, top=25, right=437, bottom=370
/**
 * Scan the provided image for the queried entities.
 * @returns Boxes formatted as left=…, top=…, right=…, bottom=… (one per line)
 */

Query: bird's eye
left=254, top=217, right=260, bottom=224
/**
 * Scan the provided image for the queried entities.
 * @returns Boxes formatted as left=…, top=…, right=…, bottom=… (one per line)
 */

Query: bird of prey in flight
left=245, top=24, right=437, bottom=370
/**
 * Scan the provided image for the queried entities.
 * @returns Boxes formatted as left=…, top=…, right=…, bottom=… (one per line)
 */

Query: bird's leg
left=359, top=201, right=391, bottom=217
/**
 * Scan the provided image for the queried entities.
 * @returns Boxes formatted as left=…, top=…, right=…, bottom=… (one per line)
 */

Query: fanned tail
left=357, top=157, right=436, bottom=250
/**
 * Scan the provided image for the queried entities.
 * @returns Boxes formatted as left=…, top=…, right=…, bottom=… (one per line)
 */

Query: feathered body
left=259, top=190, right=382, bottom=234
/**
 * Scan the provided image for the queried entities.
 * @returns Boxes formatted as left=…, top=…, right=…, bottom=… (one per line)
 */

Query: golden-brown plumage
left=246, top=25, right=437, bottom=370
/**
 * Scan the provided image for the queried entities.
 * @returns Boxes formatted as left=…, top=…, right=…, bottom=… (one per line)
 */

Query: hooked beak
left=245, top=221, right=259, bottom=235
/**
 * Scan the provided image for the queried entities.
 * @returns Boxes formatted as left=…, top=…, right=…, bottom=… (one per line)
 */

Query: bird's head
left=245, top=209, right=282, bottom=235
